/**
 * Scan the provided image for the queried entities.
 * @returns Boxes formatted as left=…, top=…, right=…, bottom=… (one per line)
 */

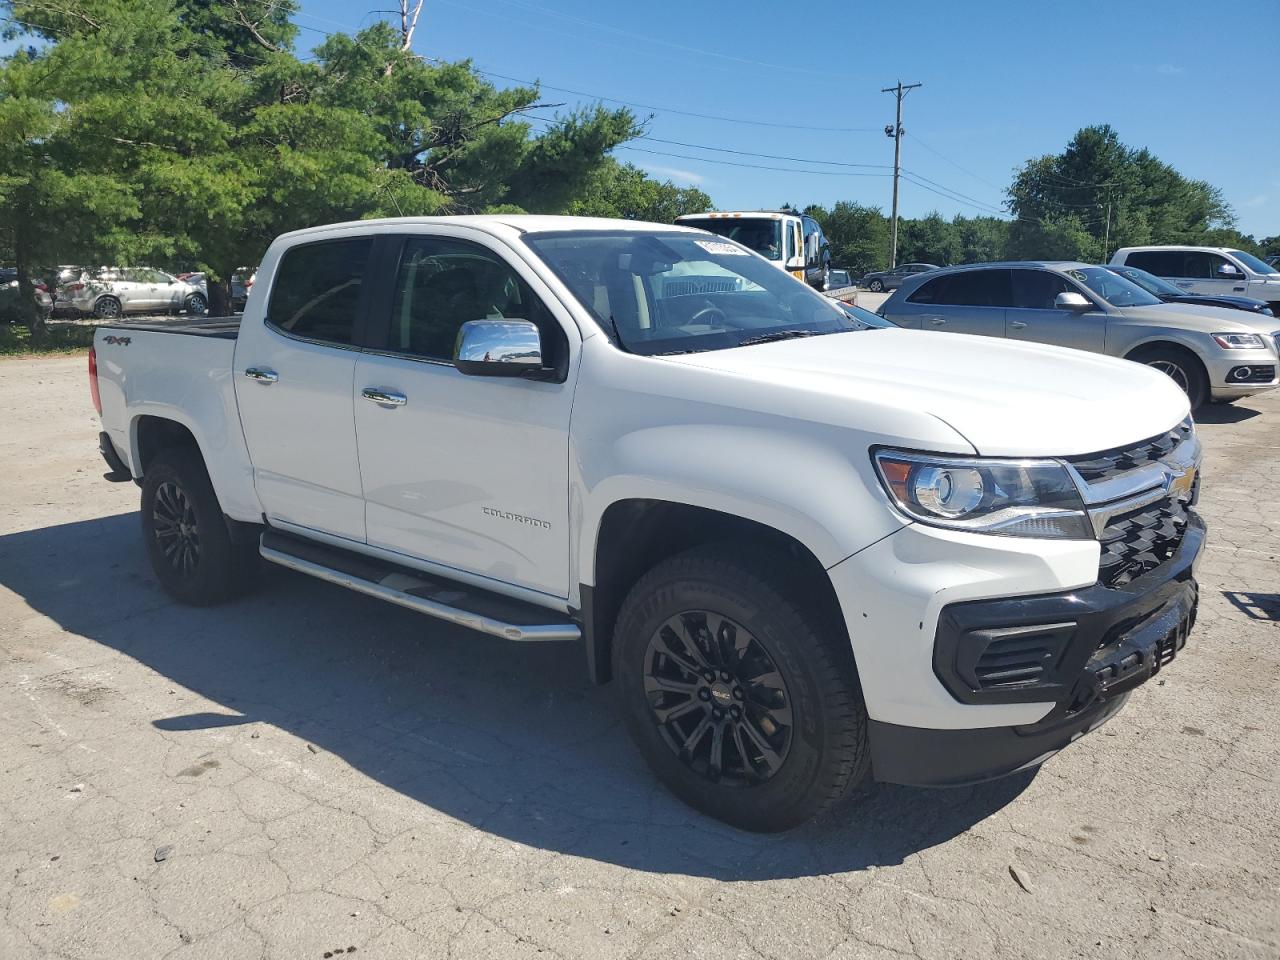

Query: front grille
left=1098, top=497, right=1189, bottom=587
left=1066, top=419, right=1193, bottom=483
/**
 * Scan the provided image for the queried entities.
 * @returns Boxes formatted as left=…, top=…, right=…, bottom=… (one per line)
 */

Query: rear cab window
left=266, top=238, right=372, bottom=345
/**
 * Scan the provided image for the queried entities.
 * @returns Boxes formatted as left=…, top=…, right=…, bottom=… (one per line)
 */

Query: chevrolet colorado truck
left=90, top=216, right=1204, bottom=831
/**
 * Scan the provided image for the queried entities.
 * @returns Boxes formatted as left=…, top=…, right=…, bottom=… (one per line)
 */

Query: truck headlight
left=872, top=450, right=1092, bottom=539
left=1211, top=333, right=1266, bottom=349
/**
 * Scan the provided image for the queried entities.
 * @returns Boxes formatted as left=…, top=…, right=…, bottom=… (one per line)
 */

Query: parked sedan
left=57, top=267, right=207, bottom=319
left=879, top=260, right=1280, bottom=408
left=1105, top=265, right=1273, bottom=317
left=859, top=262, right=939, bottom=293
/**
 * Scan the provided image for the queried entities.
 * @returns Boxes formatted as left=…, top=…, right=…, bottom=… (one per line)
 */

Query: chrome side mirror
left=1055, top=291, right=1091, bottom=310
left=453, top=319, right=543, bottom=378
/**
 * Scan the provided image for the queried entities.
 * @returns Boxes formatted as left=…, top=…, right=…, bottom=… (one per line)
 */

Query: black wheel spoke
left=643, top=608, right=793, bottom=786
left=738, top=717, right=784, bottom=777
left=654, top=697, right=703, bottom=724
left=152, top=481, right=199, bottom=577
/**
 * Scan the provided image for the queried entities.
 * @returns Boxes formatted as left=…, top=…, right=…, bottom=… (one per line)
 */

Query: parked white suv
left=89, top=216, right=1204, bottom=831
left=1111, top=246, right=1280, bottom=314
left=57, top=266, right=208, bottom=319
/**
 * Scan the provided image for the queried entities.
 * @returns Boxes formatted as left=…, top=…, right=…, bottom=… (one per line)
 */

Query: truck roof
left=276, top=214, right=699, bottom=243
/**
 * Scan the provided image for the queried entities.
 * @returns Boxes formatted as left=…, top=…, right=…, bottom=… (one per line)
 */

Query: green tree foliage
left=1, top=0, right=645, bottom=314
left=1007, top=124, right=1238, bottom=260
left=805, top=203, right=1012, bottom=274
left=568, top=159, right=712, bottom=222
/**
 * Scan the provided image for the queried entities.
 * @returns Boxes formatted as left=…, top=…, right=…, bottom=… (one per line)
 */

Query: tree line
left=2, top=2, right=1273, bottom=328
left=809, top=125, right=1276, bottom=277
left=0, top=0, right=708, bottom=327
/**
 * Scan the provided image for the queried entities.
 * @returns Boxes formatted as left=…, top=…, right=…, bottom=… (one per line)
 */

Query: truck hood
left=663, top=328, right=1189, bottom=457
left=1115, top=301, right=1280, bottom=337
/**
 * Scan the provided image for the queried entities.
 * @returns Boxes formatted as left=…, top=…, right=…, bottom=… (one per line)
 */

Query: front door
left=353, top=232, right=576, bottom=598
left=234, top=236, right=372, bottom=543
left=1004, top=268, right=1106, bottom=352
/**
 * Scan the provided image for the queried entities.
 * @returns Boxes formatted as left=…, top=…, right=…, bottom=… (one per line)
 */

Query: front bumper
left=865, top=511, right=1203, bottom=786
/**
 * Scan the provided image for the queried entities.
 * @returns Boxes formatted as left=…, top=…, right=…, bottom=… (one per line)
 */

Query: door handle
left=926, top=316, right=947, bottom=325
left=1009, top=320, right=1028, bottom=330
left=362, top=387, right=407, bottom=407
left=244, top=367, right=278, bottom=384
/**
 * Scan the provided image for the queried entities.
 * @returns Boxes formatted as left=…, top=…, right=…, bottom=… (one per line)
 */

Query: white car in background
left=1111, top=246, right=1280, bottom=314
left=57, top=266, right=208, bottom=319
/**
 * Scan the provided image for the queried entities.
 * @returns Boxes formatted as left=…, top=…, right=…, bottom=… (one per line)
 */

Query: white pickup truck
left=90, top=215, right=1204, bottom=831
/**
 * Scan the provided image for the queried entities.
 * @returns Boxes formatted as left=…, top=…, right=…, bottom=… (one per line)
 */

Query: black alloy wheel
left=643, top=610, right=793, bottom=785
left=151, top=480, right=201, bottom=578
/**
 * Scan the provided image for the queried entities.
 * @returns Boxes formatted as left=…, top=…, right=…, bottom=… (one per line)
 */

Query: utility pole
left=882, top=80, right=921, bottom=269
left=1102, top=190, right=1112, bottom=263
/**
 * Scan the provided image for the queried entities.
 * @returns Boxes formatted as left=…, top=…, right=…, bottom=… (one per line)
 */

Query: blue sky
left=292, top=0, right=1277, bottom=237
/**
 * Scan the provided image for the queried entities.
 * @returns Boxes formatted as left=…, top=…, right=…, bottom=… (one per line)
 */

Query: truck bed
left=100, top=316, right=242, bottom=339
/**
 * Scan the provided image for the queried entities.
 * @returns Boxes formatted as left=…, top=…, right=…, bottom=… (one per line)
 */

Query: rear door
left=352, top=231, right=577, bottom=598
left=234, top=236, right=373, bottom=543
left=1004, top=268, right=1106, bottom=352
left=904, top=269, right=1010, bottom=336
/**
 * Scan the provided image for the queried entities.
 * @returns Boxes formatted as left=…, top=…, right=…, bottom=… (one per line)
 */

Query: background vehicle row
left=56, top=266, right=208, bottom=318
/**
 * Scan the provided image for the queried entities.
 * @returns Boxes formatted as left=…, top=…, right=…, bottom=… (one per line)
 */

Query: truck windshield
left=524, top=229, right=865, bottom=356
left=1227, top=249, right=1280, bottom=276
left=1065, top=267, right=1163, bottom=308
left=679, top=218, right=782, bottom=261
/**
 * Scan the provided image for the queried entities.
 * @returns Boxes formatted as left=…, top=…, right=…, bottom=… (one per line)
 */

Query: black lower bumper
left=98, top=430, right=132, bottom=482
left=870, top=511, right=1204, bottom=787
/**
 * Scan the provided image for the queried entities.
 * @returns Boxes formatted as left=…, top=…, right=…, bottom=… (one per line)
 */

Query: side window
left=1130, top=251, right=1183, bottom=277
left=1184, top=252, right=1229, bottom=279
left=267, top=238, right=371, bottom=346
left=1010, top=269, right=1073, bottom=310
left=387, top=237, right=564, bottom=364
left=929, top=269, right=1011, bottom=307
left=906, top=276, right=944, bottom=304
left=784, top=222, right=796, bottom=261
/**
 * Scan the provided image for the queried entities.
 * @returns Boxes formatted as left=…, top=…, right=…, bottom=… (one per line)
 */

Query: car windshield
left=524, top=229, right=867, bottom=356
left=1110, top=266, right=1184, bottom=298
left=1227, top=250, right=1280, bottom=276
left=678, top=218, right=783, bottom=261
left=1065, top=266, right=1163, bottom=308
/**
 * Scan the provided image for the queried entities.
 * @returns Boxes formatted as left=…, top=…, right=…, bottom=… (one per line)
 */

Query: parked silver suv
left=879, top=260, right=1279, bottom=408
left=56, top=267, right=207, bottom=319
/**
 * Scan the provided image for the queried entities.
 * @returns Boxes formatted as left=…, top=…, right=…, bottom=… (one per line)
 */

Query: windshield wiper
left=736, top=330, right=822, bottom=347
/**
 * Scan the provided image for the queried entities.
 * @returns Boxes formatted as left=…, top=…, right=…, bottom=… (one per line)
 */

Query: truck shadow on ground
left=0, top=513, right=1035, bottom=880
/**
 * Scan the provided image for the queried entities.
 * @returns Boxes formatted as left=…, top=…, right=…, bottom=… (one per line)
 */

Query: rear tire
left=615, top=544, right=870, bottom=832
left=93, top=296, right=121, bottom=319
left=140, top=448, right=257, bottom=605
left=1129, top=344, right=1209, bottom=410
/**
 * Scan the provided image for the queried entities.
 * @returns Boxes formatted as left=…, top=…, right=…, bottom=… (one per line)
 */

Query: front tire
left=185, top=293, right=207, bottom=315
left=1130, top=344, right=1209, bottom=410
left=615, top=545, right=870, bottom=832
left=868, top=279, right=884, bottom=293
left=141, top=448, right=257, bottom=605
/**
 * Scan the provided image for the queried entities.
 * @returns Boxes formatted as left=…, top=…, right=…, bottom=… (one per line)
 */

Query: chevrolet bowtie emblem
left=1167, top=465, right=1197, bottom=500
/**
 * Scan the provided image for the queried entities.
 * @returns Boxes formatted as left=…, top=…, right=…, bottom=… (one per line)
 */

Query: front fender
left=576, top=422, right=909, bottom=584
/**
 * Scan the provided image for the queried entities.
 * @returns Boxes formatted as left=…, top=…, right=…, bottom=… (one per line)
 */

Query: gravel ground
left=1, top=355, right=1277, bottom=960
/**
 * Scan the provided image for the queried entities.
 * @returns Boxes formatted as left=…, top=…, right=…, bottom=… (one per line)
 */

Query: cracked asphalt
left=1, top=355, right=1278, bottom=960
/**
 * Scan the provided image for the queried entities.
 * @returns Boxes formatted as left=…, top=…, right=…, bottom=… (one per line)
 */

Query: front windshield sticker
left=694, top=240, right=749, bottom=256
left=1067, top=270, right=1087, bottom=282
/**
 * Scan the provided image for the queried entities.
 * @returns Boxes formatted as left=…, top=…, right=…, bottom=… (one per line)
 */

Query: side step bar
left=260, top=530, right=580, bottom=642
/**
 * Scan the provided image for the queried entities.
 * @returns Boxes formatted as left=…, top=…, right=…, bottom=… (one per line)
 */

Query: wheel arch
left=1123, top=337, right=1210, bottom=387
left=581, top=498, right=850, bottom=686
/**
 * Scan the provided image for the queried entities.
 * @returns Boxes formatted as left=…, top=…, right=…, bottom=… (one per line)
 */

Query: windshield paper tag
left=695, top=240, right=748, bottom=256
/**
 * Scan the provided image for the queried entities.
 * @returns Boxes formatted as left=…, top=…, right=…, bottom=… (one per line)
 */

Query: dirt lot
left=1, top=355, right=1277, bottom=960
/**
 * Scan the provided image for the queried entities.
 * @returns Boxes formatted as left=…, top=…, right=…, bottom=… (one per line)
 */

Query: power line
left=612, top=146, right=894, bottom=178
left=903, top=131, right=1008, bottom=193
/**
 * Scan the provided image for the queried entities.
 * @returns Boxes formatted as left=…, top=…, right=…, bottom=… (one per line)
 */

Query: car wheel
left=141, top=448, right=258, bottom=606
left=1130, top=345, right=1209, bottom=410
left=868, top=279, right=884, bottom=293
left=615, top=544, right=870, bottom=832
left=93, top=296, right=122, bottom=319
left=185, top=293, right=208, bottom=316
